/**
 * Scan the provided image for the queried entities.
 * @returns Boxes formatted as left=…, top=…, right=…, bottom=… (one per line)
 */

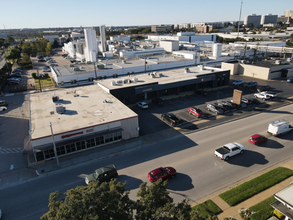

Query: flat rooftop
left=52, top=55, right=190, bottom=77
left=98, top=65, right=224, bottom=90
left=274, top=184, right=293, bottom=207
left=30, top=85, right=137, bottom=139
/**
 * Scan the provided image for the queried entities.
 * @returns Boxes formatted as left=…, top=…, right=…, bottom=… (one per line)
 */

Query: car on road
left=188, top=106, right=204, bottom=118
left=85, top=164, right=118, bottom=185
left=287, top=78, right=293, bottom=83
left=257, top=85, right=271, bottom=92
left=214, top=142, right=244, bottom=161
left=244, top=81, right=258, bottom=89
left=161, top=113, right=181, bottom=126
left=136, top=101, right=148, bottom=109
left=206, top=103, right=223, bottom=115
left=0, top=101, right=8, bottom=106
left=232, top=79, right=244, bottom=86
left=148, top=167, right=176, bottom=183
left=0, top=106, right=7, bottom=111
left=248, top=134, right=267, bottom=145
left=254, top=92, right=270, bottom=100
left=152, top=98, right=164, bottom=105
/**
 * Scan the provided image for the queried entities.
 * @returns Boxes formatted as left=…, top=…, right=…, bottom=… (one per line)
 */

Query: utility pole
left=49, top=122, right=59, bottom=168
left=243, top=42, right=247, bottom=59
left=144, top=57, right=147, bottom=74
left=94, top=62, right=97, bottom=80
left=280, top=46, right=284, bottom=59
left=264, top=44, right=269, bottom=58
left=254, top=43, right=259, bottom=63
left=237, top=0, right=243, bottom=37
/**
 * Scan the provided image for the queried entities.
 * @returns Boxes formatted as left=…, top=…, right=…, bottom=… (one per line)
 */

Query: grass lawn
left=35, top=78, right=54, bottom=88
left=219, top=167, right=293, bottom=206
left=191, top=199, right=222, bottom=218
left=249, top=196, right=276, bottom=220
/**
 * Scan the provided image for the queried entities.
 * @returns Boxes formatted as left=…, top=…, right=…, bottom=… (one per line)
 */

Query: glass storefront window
left=36, top=152, right=45, bottom=162
left=57, top=146, right=66, bottom=156
left=44, top=149, right=55, bottom=159
left=76, top=141, right=86, bottom=151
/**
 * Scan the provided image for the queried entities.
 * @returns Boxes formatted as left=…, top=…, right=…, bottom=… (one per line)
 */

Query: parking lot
left=132, top=76, right=293, bottom=136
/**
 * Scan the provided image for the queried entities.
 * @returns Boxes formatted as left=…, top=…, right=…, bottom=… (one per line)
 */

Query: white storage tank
left=213, top=43, right=222, bottom=58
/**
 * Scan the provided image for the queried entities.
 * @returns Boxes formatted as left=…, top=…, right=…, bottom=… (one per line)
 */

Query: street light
left=49, top=122, right=60, bottom=168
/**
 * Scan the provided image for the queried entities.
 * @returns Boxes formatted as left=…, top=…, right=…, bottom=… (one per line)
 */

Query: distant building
left=159, top=40, right=179, bottom=52
left=195, top=25, right=214, bottom=33
left=261, top=14, right=278, bottom=25
left=100, top=25, right=107, bottom=52
left=174, top=23, right=191, bottom=29
left=285, top=10, right=293, bottom=18
left=244, top=14, right=261, bottom=26
left=151, top=25, right=173, bottom=33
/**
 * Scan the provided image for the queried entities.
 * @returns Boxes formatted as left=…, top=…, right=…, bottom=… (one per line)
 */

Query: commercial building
left=151, top=25, right=173, bottom=32
left=24, top=85, right=139, bottom=164
left=285, top=10, right=293, bottom=18
left=119, top=48, right=165, bottom=59
left=195, top=25, right=214, bottom=33
left=261, top=14, right=278, bottom=25
left=271, top=184, right=293, bottom=220
left=159, top=40, right=179, bottom=52
left=148, top=32, right=216, bottom=43
left=98, top=64, right=230, bottom=104
left=244, top=14, right=261, bottom=26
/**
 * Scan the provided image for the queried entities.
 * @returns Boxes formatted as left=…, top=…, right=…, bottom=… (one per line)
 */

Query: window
left=232, top=147, right=239, bottom=151
left=76, top=141, right=86, bottom=151
left=44, top=149, right=55, bottom=159
left=66, top=143, right=76, bottom=153
left=113, top=131, right=122, bottom=140
left=95, top=136, right=104, bottom=145
left=36, top=152, right=45, bottom=162
left=86, top=138, right=95, bottom=148
left=105, top=134, right=113, bottom=143
left=57, top=146, right=66, bottom=156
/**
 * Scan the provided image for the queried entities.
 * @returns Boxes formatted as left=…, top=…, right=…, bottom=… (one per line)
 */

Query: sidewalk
left=211, top=160, right=293, bottom=220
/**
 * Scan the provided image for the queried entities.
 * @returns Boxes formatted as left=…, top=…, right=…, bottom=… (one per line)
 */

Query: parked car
left=232, top=79, right=244, bottom=86
left=148, top=167, right=176, bottom=183
left=10, top=74, right=22, bottom=78
left=42, top=67, right=51, bottom=72
left=264, top=91, right=277, bottom=98
left=221, top=101, right=237, bottom=110
left=244, top=81, right=258, bottom=89
left=50, top=64, right=58, bottom=67
left=0, top=101, right=8, bottom=106
left=214, top=143, right=244, bottom=161
left=206, top=103, right=223, bottom=115
left=7, top=81, right=19, bottom=85
left=0, top=106, right=7, bottom=111
left=47, top=59, right=55, bottom=63
left=287, top=78, right=293, bottom=83
left=196, top=90, right=207, bottom=96
left=257, top=85, right=271, bottom=92
left=38, top=59, right=46, bottom=62
left=254, top=92, right=270, bottom=100
left=161, top=113, right=181, bottom=126
left=241, top=97, right=253, bottom=105
left=85, top=164, right=118, bottom=185
left=152, top=98, right=164, bottom=105
left=188, top=106, right=204, bottom=118
left=136, top=101, right=148, bottom=109
left=214, top=102, right=229, bottom=111
left=248, top=134, right=267, bottom=145
left=250, top=97, right=261, bottom=105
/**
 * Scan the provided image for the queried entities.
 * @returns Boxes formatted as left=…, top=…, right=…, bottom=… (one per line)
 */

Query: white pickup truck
left=214, top=142, right=245, bottom=161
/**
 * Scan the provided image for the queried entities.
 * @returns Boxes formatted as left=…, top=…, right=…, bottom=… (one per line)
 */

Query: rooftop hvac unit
left=184, top=68, right=189, bottom=73
left=124, top=79, right=129, bottom=83
left=116, top=80, right=122, bottom=84
left=275, top=60, right=281, bottom=65
left=55, top=103, right=65, bottom=114
left=52, top=95, right=59, bottom=102
left=97, top=64, right=104, bottom=69
left=155, top=72, right=162, bottom=77
left=150, top=73, right=155, bottom=78
left=133, top=78, right=138, bottom=83
left=111, top=81, right=116, bottom=86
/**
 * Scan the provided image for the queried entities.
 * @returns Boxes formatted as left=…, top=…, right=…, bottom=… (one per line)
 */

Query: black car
left=215, top=102, right=229, bottom=111
left=206, top=104, right=223, bottom=115
left=250, top=97, right=261, bottom=105
left=257, top=85, right=271, bottom=92
left=244, top=81, right=258, bottom=89
left=152, top=98, right=164, bottom=105
left=38, top=59, right=46, bottom=62
left=219, top=101, right=236, bottom=110
left=85, top=164, right=118, bottom=185
left=241, top=97, right=253, bottom=105
left=196, top=90, right=207, bottom=96
left=161, top=113, right=181, bottom=126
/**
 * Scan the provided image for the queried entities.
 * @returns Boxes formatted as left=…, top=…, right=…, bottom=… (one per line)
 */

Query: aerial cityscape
left=1, top=1, right=293, bottom=219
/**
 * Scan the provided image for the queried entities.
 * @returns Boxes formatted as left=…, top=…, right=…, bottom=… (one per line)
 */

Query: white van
left=267, top=119, right=293, bottom=137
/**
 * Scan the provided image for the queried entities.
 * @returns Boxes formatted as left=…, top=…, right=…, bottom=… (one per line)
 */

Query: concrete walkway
left=209, top=160, right=293, bottom=219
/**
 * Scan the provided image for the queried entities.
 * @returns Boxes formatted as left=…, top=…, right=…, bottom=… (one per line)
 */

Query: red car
left=248, top=134, right=267, bottom=145
left=188, top=107, right=204, bottom=118
left=148, top=167, right=176, bottom=183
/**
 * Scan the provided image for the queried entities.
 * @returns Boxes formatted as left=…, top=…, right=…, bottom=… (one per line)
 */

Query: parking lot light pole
left=49, top=122, right=59, bottom=168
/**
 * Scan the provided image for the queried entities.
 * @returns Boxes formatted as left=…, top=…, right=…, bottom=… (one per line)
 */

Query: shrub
left=44, top=73, right=49, bottom=79
left=250, top=196, right=276, bottom=220
left=32, top=73, right=37, bottom=79
left=191, top=199, right=222, bottom=218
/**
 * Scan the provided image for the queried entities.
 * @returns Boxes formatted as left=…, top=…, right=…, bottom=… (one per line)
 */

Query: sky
left=0, top=0, right=291, bottom=29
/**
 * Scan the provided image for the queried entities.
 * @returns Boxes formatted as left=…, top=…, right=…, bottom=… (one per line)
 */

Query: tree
left=41, top=179, right=134, bottom=220
left=20, top=53, right=31, bottom=64
left=5, top=47, right=21, bottom=61
left=45, top=42, right=52, bottom=55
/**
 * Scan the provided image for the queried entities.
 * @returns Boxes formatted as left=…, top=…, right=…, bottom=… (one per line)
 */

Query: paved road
left=0, top=104, right=293, bottom=220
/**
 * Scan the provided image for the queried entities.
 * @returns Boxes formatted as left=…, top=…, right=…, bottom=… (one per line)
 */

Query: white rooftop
left=30, top=85, right=137, bottom=139
left=274, top=184, right=293, bottom=207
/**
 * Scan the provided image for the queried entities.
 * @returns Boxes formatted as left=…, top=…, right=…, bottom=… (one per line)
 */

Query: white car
left=0, top=106, right=7, bottom=111
left=42, top=68, right=51, bottom=72
left=136, top=102, right=148, bottom=109
left=264, top=91, right=277, bottom=98
left=232, top=80, right=244, bottom=86
left=254, top=92, right=270, bottom=100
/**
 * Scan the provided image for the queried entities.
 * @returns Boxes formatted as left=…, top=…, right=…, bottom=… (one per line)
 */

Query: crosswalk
left=0, top=147, right=23, bottom=154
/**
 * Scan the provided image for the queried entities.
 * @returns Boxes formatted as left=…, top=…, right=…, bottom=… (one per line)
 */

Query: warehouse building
left=24, top=85, right=139, bottom=164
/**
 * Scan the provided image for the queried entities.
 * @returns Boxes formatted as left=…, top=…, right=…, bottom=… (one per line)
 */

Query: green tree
left=5, top=36, right=15, bottom=44
left=20, top=53, right=31, bottom=64
left=5, top=47, right=21, bottom=61
left=41, top=179, right=134, bottom=220
left=45, top=42, right=52, bottom=55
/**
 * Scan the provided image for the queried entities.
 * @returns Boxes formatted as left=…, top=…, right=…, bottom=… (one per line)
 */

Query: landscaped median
left=219, top=167, right=293, bottom=206
left=191, top=199, right=222, bottom=218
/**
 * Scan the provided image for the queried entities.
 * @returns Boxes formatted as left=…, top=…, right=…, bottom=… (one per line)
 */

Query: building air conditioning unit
left=124, top=79, right=129, bottom=83
left=184, top=68, right=189, bottom=73
left=132, top=78, right=138, bottom=83
left=97, top=64, right=104, bottom=69
left=52, top=95, right=59, bottom=102
left=111, top=81, right=116, bottom=86
left=55, top=103, right=65, bottom=114
left=116, top=80, right=122, bottom=84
